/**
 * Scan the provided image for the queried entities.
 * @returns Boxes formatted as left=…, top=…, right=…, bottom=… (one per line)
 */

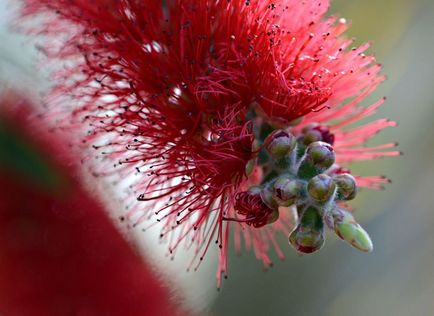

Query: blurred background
left=1, top=0, right=434, bottom=315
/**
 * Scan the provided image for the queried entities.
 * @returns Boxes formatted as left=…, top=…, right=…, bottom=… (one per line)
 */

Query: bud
left=298, top=141, right=335, bottom=178
left=264, top=129, right=296, bottom=159
left=305, top=141, right=335, bottom=169
left=307, top=174, right=336, bottom=203
left=332, top=208, right=373, bottom=252
left=301, top=128, right=323, bottom=146
left=334, top=173, right=357, bottom=200
left=273, top=176, right=303, bottom=207
left=288, top=206, right=325, bottom=253
left=260, top=184, right=279, bottom=210
left=301, top=123, right=335, bottom=146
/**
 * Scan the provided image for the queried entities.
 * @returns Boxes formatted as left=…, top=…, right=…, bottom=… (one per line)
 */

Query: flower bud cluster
left=234, top=126, right=372, bottom=254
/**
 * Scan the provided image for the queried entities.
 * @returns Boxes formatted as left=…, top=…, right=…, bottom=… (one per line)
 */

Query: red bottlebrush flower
left=18, top=0, right=399, bottom=286
left=0, top=92, right=187, bottom=315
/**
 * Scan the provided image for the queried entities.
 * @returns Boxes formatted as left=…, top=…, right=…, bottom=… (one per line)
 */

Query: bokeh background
left=1, top=0, right=434, bottom=315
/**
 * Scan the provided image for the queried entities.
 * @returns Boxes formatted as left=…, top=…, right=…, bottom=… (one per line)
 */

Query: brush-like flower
left=20, top=0, right=400, bottom=287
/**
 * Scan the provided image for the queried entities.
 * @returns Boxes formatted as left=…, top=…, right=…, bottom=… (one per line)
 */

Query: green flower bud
left=302, top=129, right=323, bottom=146
left=297, top=141, right=336, bottom=178
left=289, top=206, right=325, bottom=254
left=301, top=123, right=335, bottom=146
left=264, top=129, right=296, bottom=159
left=301, top=123, right=318, bottom=134
left=273, top=176, right=303, bottom=207
left=332, top=208, right=373, bottom=252
left=260, top=184, right=279, bottom=210
left=305, top=141, right=335, bottom=170
left=334, top=173, right=357, bottom=200
left=307, top=174, right=336, bottom=203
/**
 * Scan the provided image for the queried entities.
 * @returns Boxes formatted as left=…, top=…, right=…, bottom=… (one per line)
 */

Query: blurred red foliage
left=0, top=94, right=186, bottom=316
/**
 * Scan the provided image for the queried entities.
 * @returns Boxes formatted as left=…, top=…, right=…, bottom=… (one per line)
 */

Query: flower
left=0, top=91, right=186, bottom=315
left=20, top=0, right=399, bottom=287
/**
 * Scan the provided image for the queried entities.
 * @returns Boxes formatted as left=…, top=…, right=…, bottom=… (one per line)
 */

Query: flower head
left=20, top=0, right=400, bottom=287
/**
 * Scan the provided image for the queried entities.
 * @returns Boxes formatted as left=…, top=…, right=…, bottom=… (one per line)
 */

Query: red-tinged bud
left=273, top=176, right=304, bottom=207
left=298, top=141, right=336, bottom=178
left=305, top=141, right=336, bottom=170
left=289, top=206, right=325, bottom=254
left=264, top=129, right=296, bottom=159
left=260, top=183, right=279, bottom=210
left=307, top=174, right=336, bottom=203
left=301, top=123, right=335, bottom=146
left=334, top=173, right=358, bottom=201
